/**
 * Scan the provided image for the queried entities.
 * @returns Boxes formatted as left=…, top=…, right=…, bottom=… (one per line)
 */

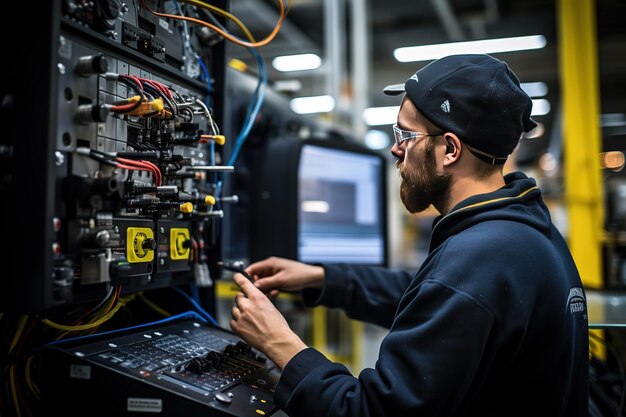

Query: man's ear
left=442, top=133, right=462, bottom=167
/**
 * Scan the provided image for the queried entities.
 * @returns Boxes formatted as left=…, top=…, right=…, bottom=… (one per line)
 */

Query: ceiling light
left=362, top=106, right=400, bottom=126
left=272, top=53, right=322, bottom=72
left=539, top=152, right=559, bottom=175
left=393, top=35, right=547, bottom=63
left=531, top=99, right=550, bottom=116
left=290, top=95, right=335, bottom=114
left=521, top=82, right=548, bottom=98
left=601, top=151, right=626, bottom=172
left=601, top=113, right=626, bottom=127
left=273, top=80, right=303, bottom=94
left=364, top=130, right=391, bottom=149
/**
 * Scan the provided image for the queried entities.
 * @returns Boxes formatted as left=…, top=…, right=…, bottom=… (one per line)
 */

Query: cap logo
left=441, top=99, right=451, bottom=113
left=410, top=74, right=419, bottom=83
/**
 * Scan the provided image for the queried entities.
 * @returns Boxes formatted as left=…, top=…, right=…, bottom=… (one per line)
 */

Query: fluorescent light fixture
left=273, top=80, right=303, bottom=94
left=302, top=200, right=330, bottom=213
left=272, top=53, right=322, bottom=72
left=531, top=99, right=550, bottom=116
left=393, top=35, right=547, bottom=63
left=365, top=130, right=391, bottom=149
left=290, top=95, right=335, bottom=114
left=363, top=106, right=400, bottom=126
left=521, top=82, right=548, bottom=98
left=601, top=113, right=626, bottom=127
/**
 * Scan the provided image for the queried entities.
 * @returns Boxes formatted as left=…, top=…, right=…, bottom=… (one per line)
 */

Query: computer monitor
left=250, top=137, right=388, bottom=267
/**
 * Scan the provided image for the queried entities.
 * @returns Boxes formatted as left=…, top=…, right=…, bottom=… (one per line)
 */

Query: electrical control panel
left=0, top=0, right=229, bottom=312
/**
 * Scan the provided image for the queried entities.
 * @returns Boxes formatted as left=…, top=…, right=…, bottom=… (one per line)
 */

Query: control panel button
left=214, top=392, right=232, bottom=404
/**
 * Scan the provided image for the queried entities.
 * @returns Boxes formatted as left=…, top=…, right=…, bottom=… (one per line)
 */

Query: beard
left=398, top=145, right=452, bottom=213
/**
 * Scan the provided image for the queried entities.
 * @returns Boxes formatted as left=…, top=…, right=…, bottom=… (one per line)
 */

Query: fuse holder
left=170, top=228, right=191, bottom=260
left=126, top=227, right=155, bottom=263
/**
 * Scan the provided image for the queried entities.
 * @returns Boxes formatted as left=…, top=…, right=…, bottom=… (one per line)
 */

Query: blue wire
left=216, top=180, right=223, bottom=200
left=174, top=1, right=211, bottom=107
left=174, top=286, right=219, bottom=327
left=230, top=48, right=267, bottom=164
left=46, top=311, right=207, bottom=346
left=196, top=54, right=212, bottom=108
left=227, top=47, right=268, bottom=167
left=190, top=281, right=201, bottom=303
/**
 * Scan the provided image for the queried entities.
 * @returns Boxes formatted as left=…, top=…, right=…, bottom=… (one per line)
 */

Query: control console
left=42, top=317, right=287, bottom=416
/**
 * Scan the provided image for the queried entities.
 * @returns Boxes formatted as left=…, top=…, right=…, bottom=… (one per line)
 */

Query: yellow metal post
left=311, top=307, right=328, bottom=356
left=557, top=0, right=606, bottom=359
left=557, top=0, right=603, bottom=289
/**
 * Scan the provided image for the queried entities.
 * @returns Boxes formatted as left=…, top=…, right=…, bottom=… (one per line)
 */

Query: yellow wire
left=178, top=0, right=256, bottom=43
left=53, top=293, right=136, bottom=339
left=142, top=0, right=286, bottom=48
left=138, top=292, right=171, bottom=317
left=82, top=294, right=118, bottom=325
left=9, top=366, right=22, bottom=417
left=9, top=315, right=28, bottom=354
left=42, top=299, right=127, bottom=332
left=25, top=356, right=40, bottom=400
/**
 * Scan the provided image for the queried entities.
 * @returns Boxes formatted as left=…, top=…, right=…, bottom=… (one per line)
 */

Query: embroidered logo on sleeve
left=565, top=287, right=586, bottom=315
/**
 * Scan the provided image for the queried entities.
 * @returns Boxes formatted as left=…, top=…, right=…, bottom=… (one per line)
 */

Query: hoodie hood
left=429, top=171, right=552, bottom=251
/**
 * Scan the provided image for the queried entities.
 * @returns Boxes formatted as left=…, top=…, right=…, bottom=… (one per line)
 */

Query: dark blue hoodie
left=275, top=171, right=589, bottom=417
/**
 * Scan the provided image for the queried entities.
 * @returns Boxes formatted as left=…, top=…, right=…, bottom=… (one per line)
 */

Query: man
left=230, top=54, right=589, bottom=416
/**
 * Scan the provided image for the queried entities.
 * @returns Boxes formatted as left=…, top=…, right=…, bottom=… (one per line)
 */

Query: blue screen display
left=298, top=144, right=386, bottom=265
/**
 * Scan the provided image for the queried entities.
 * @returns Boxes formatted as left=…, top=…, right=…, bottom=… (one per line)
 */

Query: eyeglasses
left=392, top=124, right=444, bottom=147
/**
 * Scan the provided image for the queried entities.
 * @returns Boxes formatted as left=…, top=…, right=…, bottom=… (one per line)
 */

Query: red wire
left=144, top=79, right=173, bottom=99
left=111, top=102, right=140, bottom=113
left=116, top=158, right=158, bottom=183
left=121, top=74, right=144, bottom=91
left=141, top=160, right=162, bottom=185
left=115, top=162, right=155, bottom=181
left=116, top=157, right=162, bottom=186
left=192, top=239, right=199, bottom=261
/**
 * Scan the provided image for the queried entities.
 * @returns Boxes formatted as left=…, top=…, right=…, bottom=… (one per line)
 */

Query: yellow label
left=126, top=227, right=155, bottom=263
left=170, top=228, right=190, bottom=260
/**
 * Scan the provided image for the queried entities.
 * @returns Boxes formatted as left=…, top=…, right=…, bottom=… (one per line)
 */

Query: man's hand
left=230, top=273, right=308, bottom=369
left=245, top=257, right=325, bottom=299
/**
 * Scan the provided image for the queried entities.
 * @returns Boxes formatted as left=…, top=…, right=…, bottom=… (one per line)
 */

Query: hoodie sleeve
left=300, top=263, right=415, bottom=328
left=276, top=280, right=497, bottom=417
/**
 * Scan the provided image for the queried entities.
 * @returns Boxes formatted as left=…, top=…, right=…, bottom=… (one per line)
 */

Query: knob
left=75, top=104, right=110, bottom=124
left=80, top=229, right=111, bottom=248
left=185, top=358, right=206, bottom=374
left=222, top=345, right=236, bottom=358
left=76, top=54, right=110, bottom=76
left=142, top=238, right=157, bottom=251
left=207, top=351, right=223, bottom=366
left=235, top=341, right=252, bottom=356
left=175, top=235, right=191, bottom=253
left=214, top=392, right=232, bottom=404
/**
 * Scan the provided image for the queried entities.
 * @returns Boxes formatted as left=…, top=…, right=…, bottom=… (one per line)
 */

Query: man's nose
left=391, top=142, right=404, bottom=161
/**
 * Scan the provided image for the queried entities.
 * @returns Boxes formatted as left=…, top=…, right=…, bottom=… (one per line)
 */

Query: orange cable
left=141, top=0, right=286, bottom=48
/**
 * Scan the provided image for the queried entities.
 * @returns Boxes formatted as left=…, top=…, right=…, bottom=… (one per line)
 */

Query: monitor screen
left=249, top=137, right=388, bottom=267
left=298, top=144, right=386, bottom=265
